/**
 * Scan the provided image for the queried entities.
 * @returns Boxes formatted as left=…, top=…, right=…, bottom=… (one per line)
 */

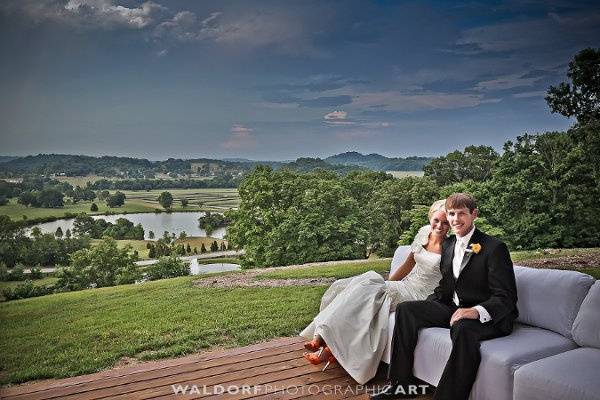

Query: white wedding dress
left=300, top=225, right=442, bottom=384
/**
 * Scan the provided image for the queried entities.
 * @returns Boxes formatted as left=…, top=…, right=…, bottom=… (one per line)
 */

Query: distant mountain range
left=0, top=156, right=19, bottom=164
left=0, top=152, right=432, bottom=178
left=325, top=152, right=432, bottom=171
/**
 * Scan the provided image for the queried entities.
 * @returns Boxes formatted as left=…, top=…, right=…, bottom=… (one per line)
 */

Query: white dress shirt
left=452, top=225, right=492, bottom=323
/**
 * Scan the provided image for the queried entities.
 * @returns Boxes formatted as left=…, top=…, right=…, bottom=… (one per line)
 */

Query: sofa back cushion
left=572, top=280, right=600, bottom=348
left=390, top=246, right=411, bottom=276
left=514, top=266, right=594, bottom=339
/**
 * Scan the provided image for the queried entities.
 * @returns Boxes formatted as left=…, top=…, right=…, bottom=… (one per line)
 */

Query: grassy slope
left=0, top=276, right=325, bottom=385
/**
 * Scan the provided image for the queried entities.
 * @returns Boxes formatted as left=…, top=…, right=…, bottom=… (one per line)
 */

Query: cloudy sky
left=1, top=0, right=598, bottom=160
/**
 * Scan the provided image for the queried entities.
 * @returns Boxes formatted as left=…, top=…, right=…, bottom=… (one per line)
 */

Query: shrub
left=145, top=255, right=189, bottom=280
left=8, top=264, right=25, bottom=281
left=2, top=280, right=55, bottom=301
left=29, top=265, right=44, bottom=279
left=0, top=262, right=9, bottom=281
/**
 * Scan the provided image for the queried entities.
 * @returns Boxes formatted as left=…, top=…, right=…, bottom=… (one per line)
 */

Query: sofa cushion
left=412, top=324, right=578, bottom=400
left=514, top=266, right=594, bottom=339
left=513, top=347, right=600, bottom=400
left=390, top=245, right=411, bottom=275
left=572, top=280, right=600, bottom=348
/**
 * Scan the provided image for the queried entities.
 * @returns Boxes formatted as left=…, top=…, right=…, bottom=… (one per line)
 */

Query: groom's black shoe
left=369, top=383, right=429, bottom=399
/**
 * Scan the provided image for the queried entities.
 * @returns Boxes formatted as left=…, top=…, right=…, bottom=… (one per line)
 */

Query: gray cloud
left=2, top=0, right=167, bottom=30
left=153, top=9, right=325, bottom=56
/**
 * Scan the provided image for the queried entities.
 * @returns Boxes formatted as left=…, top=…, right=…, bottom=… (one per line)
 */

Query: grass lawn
left=511, top=247, right=600, bottom=261
left=0, top=276, right=326, bottom=385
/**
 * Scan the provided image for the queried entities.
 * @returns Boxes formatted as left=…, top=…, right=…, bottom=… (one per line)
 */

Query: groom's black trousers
left=388, top=300, right=509, bottom=400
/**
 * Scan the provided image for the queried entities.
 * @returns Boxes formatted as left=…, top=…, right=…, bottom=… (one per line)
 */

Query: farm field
left=119, top=188, right=240, bottom=211
left=0, top=188, right=240, bottom=221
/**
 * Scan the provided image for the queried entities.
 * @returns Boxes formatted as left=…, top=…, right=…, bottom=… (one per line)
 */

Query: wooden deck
left=0, top=337, right=394, bottom=400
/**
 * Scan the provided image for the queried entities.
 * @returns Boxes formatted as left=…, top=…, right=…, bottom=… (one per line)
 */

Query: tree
left=0, top=196, right=8, bottom=206
left=148, top=230, right=155, bottom=239
left=181, top=198, right=189, bottom=207
left=31, top=227, right=42, bottom=239
left=90, top=202, right=98, bottom=212
left=481, top=132, right=599, bottom=249
left=145, top=255, right=189, bottom=280
left=17, top=191, right=38, bottom=207
left=55, top=227, right=63, bottom=238
left=220, top=242, right=226, bottom=251
left=157, top=191, right=173, bottom=209
left=186, top=243, right=192, bottom=253
left=226, top=167, right=368, bottom=267
left=546, top=48, right=600, bottom=124
left=65, top=229, right=72, bottom=238
left=97, top=190, right=110, bottom=201
left=106, top=191, right=126, bottom=207
left=148, top=244, right=156, bottom=259
left=200, top=243, right=207, bottom=253
left=55, top=237, right=140, bottom=290
left=178, top=231, right=187, bottom=240
left=423, top=145, right=499, bottom=186
left=37, top=188, right=65, bottom=208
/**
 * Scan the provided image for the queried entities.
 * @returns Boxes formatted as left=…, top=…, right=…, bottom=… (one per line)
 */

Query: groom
left=372, top=193, right=518, bottom=400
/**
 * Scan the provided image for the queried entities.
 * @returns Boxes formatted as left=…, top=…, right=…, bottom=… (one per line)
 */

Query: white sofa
left=381, top=246, right=600, bottom=400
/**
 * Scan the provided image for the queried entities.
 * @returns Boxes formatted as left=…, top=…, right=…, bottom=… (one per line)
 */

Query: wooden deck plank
left=0, top=337, right=303, bottom=399
left=0, top=337, right=397, bottom=400
left=73, top=350, right=312, bottom=400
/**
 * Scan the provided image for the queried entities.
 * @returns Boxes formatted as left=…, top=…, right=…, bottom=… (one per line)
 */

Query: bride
left=300, top=199, right=449, bottom=384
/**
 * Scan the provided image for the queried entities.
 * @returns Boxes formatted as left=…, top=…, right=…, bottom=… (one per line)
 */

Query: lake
left=30, top=212, right=227, bottom=240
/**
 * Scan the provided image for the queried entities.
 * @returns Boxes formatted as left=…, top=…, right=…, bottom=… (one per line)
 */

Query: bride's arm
left=388, top=253, right=416, bottom=281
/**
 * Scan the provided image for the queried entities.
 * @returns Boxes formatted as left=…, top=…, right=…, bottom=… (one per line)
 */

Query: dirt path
left=192, top=258, right=383, bottom=288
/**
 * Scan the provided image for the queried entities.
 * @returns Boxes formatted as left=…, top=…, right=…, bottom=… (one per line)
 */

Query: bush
left=2, top=280, right=55, bottom=301
left=55, top=237, right=140, bottom=291
left=145, top=255, right=189, bottom=280
left=0, top=262, right=9, bottom=281
left=90, top=203, right=98, bottom=212
left=29, top=265, right=44, bottom=279
left=8, top=264, right=25, bottom=281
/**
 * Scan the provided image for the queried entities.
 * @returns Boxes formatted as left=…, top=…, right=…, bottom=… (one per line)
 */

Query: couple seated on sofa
left=300, top=192, right=519, bottom=400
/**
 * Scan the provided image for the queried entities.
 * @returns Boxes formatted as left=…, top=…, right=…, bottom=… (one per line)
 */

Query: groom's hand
left=450, top=307, right=480, bottom=326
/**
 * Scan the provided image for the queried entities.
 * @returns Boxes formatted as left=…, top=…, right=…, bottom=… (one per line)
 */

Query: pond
left=29, top=212, right=227, bottom=240
left=189, top=259, right=241, bottom=275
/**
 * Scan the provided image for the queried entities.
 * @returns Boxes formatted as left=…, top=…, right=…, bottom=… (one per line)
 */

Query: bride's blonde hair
left=428, top=199, right=446, bottom=219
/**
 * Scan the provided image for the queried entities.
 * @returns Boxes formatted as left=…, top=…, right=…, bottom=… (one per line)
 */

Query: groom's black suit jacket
left=427, top=228, right=519, bottom=331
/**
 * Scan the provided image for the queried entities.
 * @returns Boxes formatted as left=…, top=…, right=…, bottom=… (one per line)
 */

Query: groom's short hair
left=445, top=193, right=477, bottom=213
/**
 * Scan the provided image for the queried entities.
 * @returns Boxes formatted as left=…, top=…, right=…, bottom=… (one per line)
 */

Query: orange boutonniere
left=469, top=243, right=482, bottom=254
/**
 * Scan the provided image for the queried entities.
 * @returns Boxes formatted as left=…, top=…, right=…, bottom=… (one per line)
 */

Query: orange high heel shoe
left=321, top=347, right=337, bottom=372
left=303, top=347, right=325, bottom=365
left=303, top=338, right=323, bottom=352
